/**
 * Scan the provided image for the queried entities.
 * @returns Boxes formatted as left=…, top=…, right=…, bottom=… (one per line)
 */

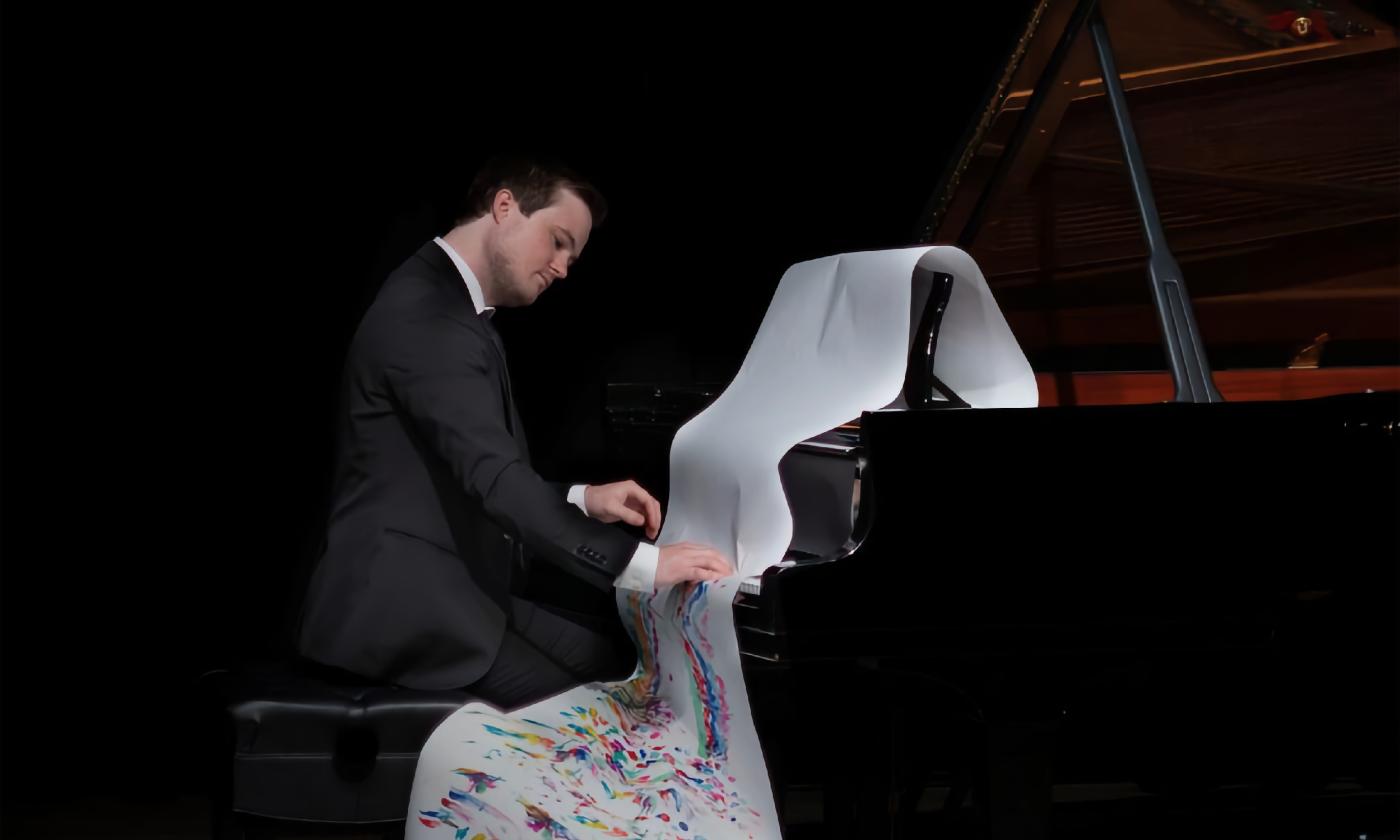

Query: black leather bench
left=198, top=658, right=471, bottom=839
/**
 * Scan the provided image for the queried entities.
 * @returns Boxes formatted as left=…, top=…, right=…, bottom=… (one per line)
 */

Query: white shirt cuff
left=613, top=541, right=659, bottom=592
left=569, top=483, right=657, bottom=591
left=567, top=484, right=588, bottom=514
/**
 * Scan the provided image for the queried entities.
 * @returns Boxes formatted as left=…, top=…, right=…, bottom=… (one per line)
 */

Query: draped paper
left=405, top=246, right=1035, bottom=839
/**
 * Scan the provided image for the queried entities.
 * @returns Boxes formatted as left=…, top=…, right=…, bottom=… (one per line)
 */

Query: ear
left=491, top=189, right=517, bottom=224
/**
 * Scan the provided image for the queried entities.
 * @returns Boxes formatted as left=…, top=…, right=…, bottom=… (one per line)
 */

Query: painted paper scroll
left=405, top=246, right=1035, bottom=839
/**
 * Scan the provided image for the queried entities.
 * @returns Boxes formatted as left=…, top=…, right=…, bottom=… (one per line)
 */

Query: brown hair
left=457, top=154, right=607, bottom=227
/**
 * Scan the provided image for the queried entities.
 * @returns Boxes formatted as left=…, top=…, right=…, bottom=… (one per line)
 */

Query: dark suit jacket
left=295, top=241, right=639, bottom=689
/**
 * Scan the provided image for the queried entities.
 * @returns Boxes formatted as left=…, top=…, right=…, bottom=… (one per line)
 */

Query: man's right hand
left=656, top=542, right=734, bottom=587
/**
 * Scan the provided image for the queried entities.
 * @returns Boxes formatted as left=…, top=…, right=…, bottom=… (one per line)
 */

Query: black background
left=0, top=7, right=1040, bottom=809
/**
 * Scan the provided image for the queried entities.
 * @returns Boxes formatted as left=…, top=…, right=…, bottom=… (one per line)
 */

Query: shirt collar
left=433, top=237, right=494, bottom=318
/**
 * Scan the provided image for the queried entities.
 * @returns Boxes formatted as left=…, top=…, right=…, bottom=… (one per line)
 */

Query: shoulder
left=358, top=282, right=491, bottom=366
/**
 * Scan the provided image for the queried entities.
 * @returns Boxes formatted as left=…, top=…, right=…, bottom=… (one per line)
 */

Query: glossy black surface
left=737, top=391, right=1398, bottom=836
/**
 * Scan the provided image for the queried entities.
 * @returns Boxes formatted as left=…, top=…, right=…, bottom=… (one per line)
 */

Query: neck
left=441, top=219, right=498, bottom=307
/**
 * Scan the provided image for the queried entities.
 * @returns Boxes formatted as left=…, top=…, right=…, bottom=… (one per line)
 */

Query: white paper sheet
left=406, top=246, right=1034, bottom=839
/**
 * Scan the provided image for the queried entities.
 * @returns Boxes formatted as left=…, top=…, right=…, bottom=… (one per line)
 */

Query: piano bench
left=197, top=658, right=471, bottom=839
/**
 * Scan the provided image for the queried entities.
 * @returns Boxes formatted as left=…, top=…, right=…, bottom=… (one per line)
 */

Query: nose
left=548, top=256, right=569, bottom=280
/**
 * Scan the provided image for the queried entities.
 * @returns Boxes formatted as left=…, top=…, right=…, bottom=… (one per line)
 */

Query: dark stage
left=3, top=3, right=1397, bottom=838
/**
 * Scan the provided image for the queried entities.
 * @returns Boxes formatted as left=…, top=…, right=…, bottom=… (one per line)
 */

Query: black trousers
left=468, top=596, right=636, bottom=710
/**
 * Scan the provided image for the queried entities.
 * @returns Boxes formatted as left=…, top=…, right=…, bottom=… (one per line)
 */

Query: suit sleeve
left=376, top=311, right=638, bottom=590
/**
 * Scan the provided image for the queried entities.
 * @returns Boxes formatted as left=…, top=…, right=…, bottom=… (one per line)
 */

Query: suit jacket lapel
left=478, top=314, right=530, bottom=463
left=412, top=241, right=525, bottom=441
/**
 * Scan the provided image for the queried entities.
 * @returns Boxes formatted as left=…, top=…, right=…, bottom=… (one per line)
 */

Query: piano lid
left=604, top=0, right=1398, bottom=459
left=913, top=0, right=1400, bottom=399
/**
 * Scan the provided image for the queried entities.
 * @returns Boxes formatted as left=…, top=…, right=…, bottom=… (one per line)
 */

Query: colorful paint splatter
left=408, top=581, right=768, bottom=839
left=408, top=248, right=963, bottom=840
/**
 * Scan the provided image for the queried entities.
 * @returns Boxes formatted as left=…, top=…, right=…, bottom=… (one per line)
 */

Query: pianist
left=294, top=154, right=731, bottom=708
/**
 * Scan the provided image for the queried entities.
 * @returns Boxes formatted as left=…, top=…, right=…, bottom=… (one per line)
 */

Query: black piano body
left=601, top=1, right=1399, bottom=835
left=738, top=390, right=1397, bottom=836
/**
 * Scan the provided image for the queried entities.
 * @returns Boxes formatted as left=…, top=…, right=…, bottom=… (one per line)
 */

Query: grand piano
left=605, top=1, right=1399, bottom=836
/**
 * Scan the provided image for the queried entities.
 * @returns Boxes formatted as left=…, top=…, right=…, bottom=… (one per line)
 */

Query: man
left=295, top=155, right=732, bottom=708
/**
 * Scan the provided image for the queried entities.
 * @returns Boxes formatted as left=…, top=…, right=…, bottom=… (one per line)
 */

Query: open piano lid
left=916, top=0, right=1399, bottom=399
left=730, top=0, right=1399, bottom=594
left=603, top=0, right=1397, bottom=523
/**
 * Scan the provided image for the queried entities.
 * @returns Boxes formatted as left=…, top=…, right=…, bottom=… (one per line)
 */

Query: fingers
left=620, top=481, right=662, bottom=539
left=645, top=496, right=661, bottom=540
left=694, top=553, right=732, bottom=577
left=703, top=553, right=734, bottom=576
left=664, top=542, right=733, bottom=567
left=678, top=564, right=725, bottom=584
left=597, top=481, right=662, bottom=536
left=657, top=541, right=736, bottom=587
left=678, top=547, right=734, bottom=578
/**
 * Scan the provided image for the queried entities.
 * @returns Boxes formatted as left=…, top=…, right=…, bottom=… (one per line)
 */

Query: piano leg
left=884, top=667, right=984, bottom=837
left=818, top=663, right=991, bottom=839
left=980, top=718, right=1057, bottom=840
left=818, top=666, right=898, bottom=838
left=754, top=661, right=1066, bottom=837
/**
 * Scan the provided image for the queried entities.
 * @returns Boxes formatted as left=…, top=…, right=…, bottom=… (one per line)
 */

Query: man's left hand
left=583, top=480, right=662, bottom=540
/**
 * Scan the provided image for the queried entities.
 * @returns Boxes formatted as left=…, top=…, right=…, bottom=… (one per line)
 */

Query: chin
left=502, top=278, right=537, bottom=307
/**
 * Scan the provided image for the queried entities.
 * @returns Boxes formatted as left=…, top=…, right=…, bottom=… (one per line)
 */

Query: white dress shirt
left=433, top=237, right=659, bottom=592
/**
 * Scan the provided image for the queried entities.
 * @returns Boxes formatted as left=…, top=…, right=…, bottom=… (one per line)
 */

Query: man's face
left=488, top=188, right=592, bottom=306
